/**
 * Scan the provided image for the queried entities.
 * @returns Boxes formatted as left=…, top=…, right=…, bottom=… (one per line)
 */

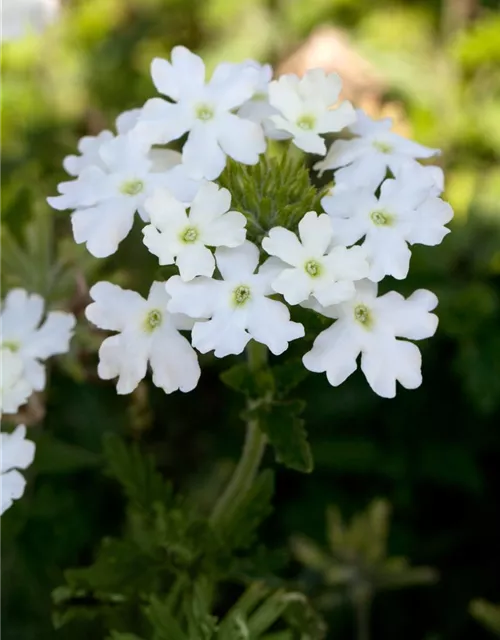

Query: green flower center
left=354, top=304, right=372, bottom=328
left=296, top=114, right=316, bottom=131
left=304, top=259, right=322, bottom=277
left=180, top=226, right=198, bottom=244
left=252, top=91, right=267, bottom=101
left=120, top=179, right=144, bottom=196
left=232, top=285, right=251, bottom=306
left=2, top=340, right=20, bottom=352
left=144, top=309, right=163, bottom=333
left=370, top=209, right=392, bottom=226
left=373, top=140, right=393, bottom=154
left=196, top=104, right=214, bottom=121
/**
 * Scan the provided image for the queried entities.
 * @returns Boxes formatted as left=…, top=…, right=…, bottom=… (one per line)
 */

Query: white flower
left=1, top=0, right=59, bottom=42
left=321, top=175, right=453, bottom=282
left=143, top=182, right=246, bottom=281
left=303, top=280, right=438, bottom=398
left=0, top=349, right=32, bottom=415
left=86, top=281, right=200, bottom=395
left=1, top=289, right=75, bottom=395
left=165, top=241, right=304, bottom=358
left=314, top=108, right=440, bottom=190
left=262, top=211, right=369, bottom=306
left=137, top=46, right=266, bottom=180
left=1, top=425, right=36, bottom=515
left=62, top=109, right=182, bottom=177
left=48, top=133, right=199, bottom=258
left=268, top=69, right=356, bottom=155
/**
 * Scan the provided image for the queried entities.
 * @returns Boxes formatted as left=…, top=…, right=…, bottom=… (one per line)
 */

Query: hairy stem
left=210, top=341, right=268, bottom=529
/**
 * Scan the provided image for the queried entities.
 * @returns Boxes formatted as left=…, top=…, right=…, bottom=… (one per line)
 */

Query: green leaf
left=146, top=596, right=189, bottom=640
left=220, top=362, right=274, bottom=399
left=248, top=401, right=313, bottom=473
left=34, top=433, right=101, bottom=474
left=272, top=359, right=310, bottom=398
left=107, top=632, right=145, bottom=640
left=103, top=434, right=172, bottom=510
left=282, top=594, right=327, bottom=640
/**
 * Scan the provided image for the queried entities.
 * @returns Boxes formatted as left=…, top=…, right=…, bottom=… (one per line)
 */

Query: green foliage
left=470, top=599, right=500, bottom=636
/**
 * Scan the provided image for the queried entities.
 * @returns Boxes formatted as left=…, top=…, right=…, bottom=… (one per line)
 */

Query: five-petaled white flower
left=48, top=133, right=199, bottom=258
left=165, top=241, right=304, bottom=358
left=262, top=211, right=369, bottom=306
left=1, top=424, right=36, bottom=515
left=321, top=175, right=453, bottom=282
left=86, top=281, right=200, bottom=395
left=143, top=181, right=246, bottom=281
left=268, top=69, right=356, bottom=155
left=314, top=108, right=440, bottom=190
left=303, top=280, right=438, bottom=398
left=0, top=349, right=32, bottom=416
left=1, top=289, right=75, bottom=396
left=137, top=46, right=266, bottom=180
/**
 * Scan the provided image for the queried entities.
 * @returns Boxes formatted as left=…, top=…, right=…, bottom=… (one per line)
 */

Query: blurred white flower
left=303, top=280, right=439, bottom=398
left=268, top=69, right=356, bottom=155
left=314, top=108, right=440, bottom=190
left=322, top=175, right=453, bottom=282
left=137, top=46, right=266, bottom=180
left=1, top=425, right=36, bottom=515
left=0, top=349, right=32, bottom=416
left=86, top=281, right=200, bottom=395
left=1, top=289, right=75, bottom=396
left=143, top=182, right=246, bottom=281
left=1, top=0, right=59, bottom=42
left=48, top=133, right=199, bottom=258
left=166, top=241, right=304, bottom=357
left=262, top=211, right=369, bottom=306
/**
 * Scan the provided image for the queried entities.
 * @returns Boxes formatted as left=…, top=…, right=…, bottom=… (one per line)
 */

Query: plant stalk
left=210, top=341, right=268, bottom=529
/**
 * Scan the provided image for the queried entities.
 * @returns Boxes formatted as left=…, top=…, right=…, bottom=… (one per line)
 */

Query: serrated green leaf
left=220, top=362, right=274, bottom=399
left=248, top=401, right=313, bottom=473
left=272, top=359, right=310, bottom=398
left=146, top=596, right=189, bottom=640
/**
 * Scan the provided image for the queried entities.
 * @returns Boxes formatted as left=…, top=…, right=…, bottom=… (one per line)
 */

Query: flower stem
left=354, top=589, right=372, bottom=640
left=210, top=341, right=268, bottom=530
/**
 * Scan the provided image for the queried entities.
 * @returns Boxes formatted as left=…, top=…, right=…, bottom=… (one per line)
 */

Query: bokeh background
left=2, top=0, right=500, bottom=638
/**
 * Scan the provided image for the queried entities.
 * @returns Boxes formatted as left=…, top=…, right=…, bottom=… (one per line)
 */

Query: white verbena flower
left=63, top=109, right=182, bottom=177
left=143, top=182, right=246, bottom=281
left=314, top=108, right=440, bottom=190
left=137, top=46, right=266, bottom=180
left=268, top=69, right=356, bottom=155
left=303, top=280, right=438, bottom=398
left=48, top=133, right=199, bottom=258
left=262, top=211, right=369, bottom=306
left=1, top=425, right=36, bottom=515
left=1, top=0, right=59, bottom=42
left=321, top=175, right=453, bottom=282
left=1, top=289, right=75, bottom=395
left=165, top=241, right=305, bottom=358
left=86, top=281, right=200, bottom=395
left=0, top=349, right=32, bottom=416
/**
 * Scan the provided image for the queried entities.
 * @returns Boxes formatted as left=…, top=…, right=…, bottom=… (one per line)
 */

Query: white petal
left=166, top=276, right=220, bottom=318
left=143, top=187, right=188, bottom=232
left=0, top=425, right=35, bottom=473
left=115, top=108, right=142, bottom=134
left=148, top=148, right=182, bottom=172
left=137, top=98, right=193, bottom=145
left=23, top=358, right=46, bottom=392
left=176, top=244, right=215, bottom=281
left=364, top=231, right=412, bottom=282
left=324, top=245, right=370, bottom=281
left=192, top=311, right=250, bottom=357
left=271, top=268, right=313, bottom=305
left=189, top=182, right=230, bottom=223
left=86, top=282, right=146, bottom=332
left=71, top=200, right=136, bottom=258
left=408, top=197, right=453, bottom=246
left=217, top=113, right=266, bottom=165
left=334, top=156, right=387, bottom=190
left=1, top=469, right=27, bottom=515
left=361, top=338, right=422, bottom=398
left=150, top=326, right=200, bottom=393
left=262, top=227, right=305, bottom=267
left=383, top=131, right=439, bottom=159
left=97, top=333, right=149, bottom=395
left=268, top=75, right=303, bottom=121
left=0, top=350, right=32, bottom=415
left=246, top=297, right=304, bottom=355
left=314, top=280, right=356, bottom=307
left=303, top=320, right=360, bottom=386
left=22, top=312, right=75, bottom=360
left=209, top=65, right=259, bottom=110
left=215, top=241, right=260, bottom=280
left=170, top=46, right=206, bottom=98
left=1, top=289, right=44, bottom=342
left=183, top=123, right=226, bottom=180
left=314, top=138, right=368, bottom=173
left=298, top=69, right=342, bottom=105
left=298, top=211, right=333, bottom=255
left=293, top=132, right=327, bottom=155
left=350, top=109, right=392, bottom=136
left=316, top=101, right=356, bottom=134
left=201, top=211, right=247, bottom=248
left=379, top=290, right=438, bottom=340
left=142, top=225, right=175, bottom=265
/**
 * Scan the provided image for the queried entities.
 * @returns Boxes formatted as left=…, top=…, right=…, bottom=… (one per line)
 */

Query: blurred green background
left=2, top=0, right=500, bottom=638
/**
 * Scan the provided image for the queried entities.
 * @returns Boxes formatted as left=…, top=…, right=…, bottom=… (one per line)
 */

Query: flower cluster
left=1, top=289, right=75, bottom=513
left=48, top=46, right=452, bottom=400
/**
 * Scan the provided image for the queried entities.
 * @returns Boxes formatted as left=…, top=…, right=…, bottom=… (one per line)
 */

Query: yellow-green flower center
left=370, top=210, right=392, bottom=226
left=232, top=285, right=251, bottom=306
left=181, top=226, right=198, bottom=244
left=120, top=179, right=144, bottom=196
left=296, top=114, right=316, bottom=131
left=373, top=140, right=393, bottom=154
left=196, top=104, right=214, bottom=121
left=144, top=309, right=163, bottom=333
left=354, top=303, right=372, bottom=328
left=304, top=259, right=322, bottom=277
left=2, top=340, right=20, bottom=352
